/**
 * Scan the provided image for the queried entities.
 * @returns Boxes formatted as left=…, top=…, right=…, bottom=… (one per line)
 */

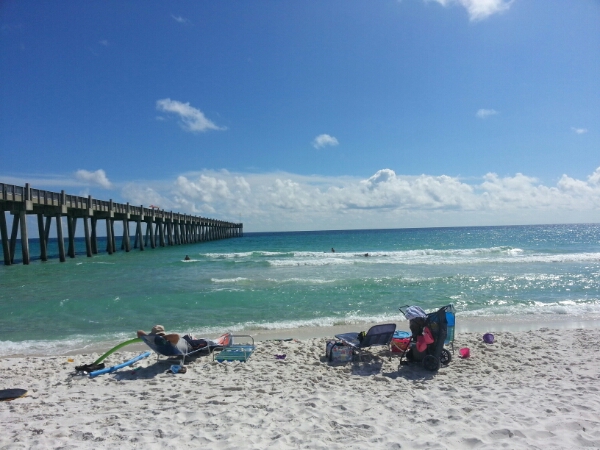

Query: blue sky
left=1, top=0, right=599, bottom=232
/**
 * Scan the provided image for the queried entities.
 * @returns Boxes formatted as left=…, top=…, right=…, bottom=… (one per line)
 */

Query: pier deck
left=0, top=183, right=243, bottom=265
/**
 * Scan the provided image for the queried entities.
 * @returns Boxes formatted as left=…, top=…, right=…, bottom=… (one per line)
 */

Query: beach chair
left=444, top=305, right=456, bottom=354
left=214, top=335, right=256, bottom=362
left=334, top=323, right=397, bottom=361
left=141, top=333, right=232, bottom=365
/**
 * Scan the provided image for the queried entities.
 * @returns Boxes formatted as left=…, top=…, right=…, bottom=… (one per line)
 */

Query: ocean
left=1, top=224, right=599, bottom=356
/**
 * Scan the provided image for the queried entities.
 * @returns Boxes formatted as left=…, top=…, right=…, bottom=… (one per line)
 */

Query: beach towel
left=416, top=327, right=434, bottom=352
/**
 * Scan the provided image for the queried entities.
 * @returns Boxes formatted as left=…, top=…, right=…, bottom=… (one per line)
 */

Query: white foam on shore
left=4, top=311, right=600, bottom=357
left=460, top=300, right=600, bottom=317
left=0, top=329, right=159, bottom=358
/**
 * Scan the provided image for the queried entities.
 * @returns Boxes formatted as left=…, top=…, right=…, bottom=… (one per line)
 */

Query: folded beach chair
left=214, top=335, right=255, bottom=362
left=141, top=333, right=232, bottom=365
left=444, top=305, right=456, bottom=353
left=334, top=323, right=397, bottom=361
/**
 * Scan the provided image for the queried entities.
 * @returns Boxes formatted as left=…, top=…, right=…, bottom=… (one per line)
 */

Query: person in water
left=184, top=255, right=190, bottom=260
left=331, top=248, right=335, bottom=252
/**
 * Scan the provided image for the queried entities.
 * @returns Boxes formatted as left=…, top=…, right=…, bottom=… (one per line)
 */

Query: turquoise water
left=1, top=224, right=600, bottom=355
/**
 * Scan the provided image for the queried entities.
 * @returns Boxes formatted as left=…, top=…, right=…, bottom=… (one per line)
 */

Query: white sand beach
left=2, top=325, right=600, bottom=449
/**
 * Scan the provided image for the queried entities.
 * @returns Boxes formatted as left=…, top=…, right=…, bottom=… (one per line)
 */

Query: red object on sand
left=391, top=338, right=411, bottom=353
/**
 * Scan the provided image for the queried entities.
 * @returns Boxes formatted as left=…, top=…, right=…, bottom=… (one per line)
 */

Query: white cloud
left=10, top=166, right=600, bottom=231
left=312, top=134, right=339, bottom=149
left=430, top=0, right=513, bottom=21
left=175, top=175, right=233, bottom=203
left=99, top=40, right=108, bottom=46
left=364, top=169, right=396, bottom=187
left=588, top=168, right=600, bottom=186
left=75, top=169, right=112, bottom=189
left=156, top=98, right=225, bottom=133
left=571, top=127, right=588, bottom=134
left=476, top=108, right=498, bottom=119
left=116, top=167, right=600, bottom=232
left=171, top=15, right=189, bottom=24
left=120, top=184, right=169, bottom=209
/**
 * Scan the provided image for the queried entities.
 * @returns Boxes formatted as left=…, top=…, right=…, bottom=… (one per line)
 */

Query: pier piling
left=37, top=214, right=47, bottom=261
left=56, top=215, right=66, bottom=262
left=83, top=217, right=92, bottom=257
left=0, top=210, right=10, bottom=265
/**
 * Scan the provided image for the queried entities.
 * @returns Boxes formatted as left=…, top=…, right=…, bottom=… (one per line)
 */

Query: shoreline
left=248, top=313, right=600, bottom=341
left=4, top=313, right=600, bottom=358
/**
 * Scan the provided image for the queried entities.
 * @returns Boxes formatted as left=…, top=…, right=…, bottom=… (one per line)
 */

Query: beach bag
left=75, top=363, right=105, bottom=373
left=325, top=340, right=336, bottom=359
left=325, top=340, right=353, bottom=363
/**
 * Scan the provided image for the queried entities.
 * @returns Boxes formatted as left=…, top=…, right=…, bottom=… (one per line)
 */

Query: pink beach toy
left=483, top=333, right=495, bottom=344
left=459, top=348, right=470, bottom=358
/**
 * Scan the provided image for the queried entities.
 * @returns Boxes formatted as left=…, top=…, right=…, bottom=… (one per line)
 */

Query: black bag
left=75, top=363, right=105, bottom=373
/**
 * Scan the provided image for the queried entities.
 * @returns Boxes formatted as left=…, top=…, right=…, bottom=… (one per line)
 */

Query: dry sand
left=1, top=326, right=600, bottom=449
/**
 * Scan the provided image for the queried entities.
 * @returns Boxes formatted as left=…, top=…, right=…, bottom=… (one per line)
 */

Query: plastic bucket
left=483, top=333, right=495, bottom=344
left=459, top=348, right=470, bottom=358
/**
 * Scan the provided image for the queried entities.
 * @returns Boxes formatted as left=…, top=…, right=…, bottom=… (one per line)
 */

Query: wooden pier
left=0, top=183, right=243, bottom=265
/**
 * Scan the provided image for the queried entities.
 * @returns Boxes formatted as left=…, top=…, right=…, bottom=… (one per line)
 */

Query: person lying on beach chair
left=137, top=325, right=191, bottom=353
left=138, top=325, right=232, bottom=364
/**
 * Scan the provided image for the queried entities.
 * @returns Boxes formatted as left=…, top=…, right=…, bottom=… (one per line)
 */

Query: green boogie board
left=93, top=337, right=143, bottom=364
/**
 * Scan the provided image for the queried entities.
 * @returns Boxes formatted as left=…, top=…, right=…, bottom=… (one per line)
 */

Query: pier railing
left=0, top=183, right=243, bottom=265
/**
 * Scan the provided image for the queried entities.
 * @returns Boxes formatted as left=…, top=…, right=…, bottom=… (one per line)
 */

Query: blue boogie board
left=89, top=351, right=151, bottom=378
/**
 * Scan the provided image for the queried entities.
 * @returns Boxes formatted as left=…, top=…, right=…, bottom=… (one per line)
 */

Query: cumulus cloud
left=121, top=184, right=169, bottom=209
left=156, top=98, right=225, bottom=133
left=117, top=167, right=600, bottom=231
left=588, top=168, right=600, bottom=186
left=312, top=134, right=339, bottom=149
left=430, top=0, right=514, bottom=21
left=571, top=127, right=588, bottom=134
left=364, top=169, right=396, bottom=187
left=75, top=169, right=112, bottom=189
left=9, top=166, right=600, bottom=232
left=476, top=108, right=498, bottom=119
left=175, top=174, right=233, bottom=203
